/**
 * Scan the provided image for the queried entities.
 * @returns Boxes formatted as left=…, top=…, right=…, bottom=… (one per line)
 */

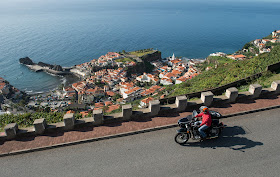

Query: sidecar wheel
left=175, top=133, right=189, bottom=144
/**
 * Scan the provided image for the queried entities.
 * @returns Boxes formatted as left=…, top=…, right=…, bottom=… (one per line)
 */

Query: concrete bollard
left=149, top=100, right=160, bottom=117
left=271, top=80, right=280, bottom=93
left=33, top=118, right=47, bottom=134
left=176, top=96, right=188, bottom=112
left=4, top=123, right=18, bottom=140
left=92, top=109, right=104, bottom=125
left=201, top=91, right=214, bottom=107
left=63, top=113, right=75, bottom=130
left=249, top=84, right=262, bottom=98
left=225, top=87, right=238, bottom=103
left=122, top=104, right=132, bottom=121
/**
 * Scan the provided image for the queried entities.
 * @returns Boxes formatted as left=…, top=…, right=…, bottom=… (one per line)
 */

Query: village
left=0, top=50, right=203, bottom=116
left=1, top=30, right=280, bottom=116
left=209, top=30, right=280, bottom=60
left=56, top=51, right=203, bottom=116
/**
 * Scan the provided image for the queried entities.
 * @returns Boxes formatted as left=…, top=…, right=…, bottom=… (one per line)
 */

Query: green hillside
left=169, top=45, right=280, bottom=96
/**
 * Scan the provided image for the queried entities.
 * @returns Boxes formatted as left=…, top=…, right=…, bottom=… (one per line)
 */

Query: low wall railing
left=2, top=80, right=280, bottom=141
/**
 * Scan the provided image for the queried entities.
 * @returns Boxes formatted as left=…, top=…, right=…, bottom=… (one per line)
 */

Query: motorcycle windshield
left=192, top=110, right=198, bottom=118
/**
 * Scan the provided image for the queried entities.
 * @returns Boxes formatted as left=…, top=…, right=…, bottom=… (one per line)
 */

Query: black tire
left=175, top=133, right=189, bottom=144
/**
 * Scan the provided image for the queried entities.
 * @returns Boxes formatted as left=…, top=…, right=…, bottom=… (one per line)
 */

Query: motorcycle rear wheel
left=175, top=133, right=189, bottom=144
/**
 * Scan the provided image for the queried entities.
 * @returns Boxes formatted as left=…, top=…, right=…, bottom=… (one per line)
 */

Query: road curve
left=0, top=108, right=280, bottom=177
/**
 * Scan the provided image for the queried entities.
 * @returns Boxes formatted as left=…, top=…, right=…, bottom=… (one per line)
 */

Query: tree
left=112, top=94, right=121, bottom=101
left=243, top=42, right=253, bottom=49
left=44, top=106, right=51, bottom=113
left=19, top=99, right=26, bottom=107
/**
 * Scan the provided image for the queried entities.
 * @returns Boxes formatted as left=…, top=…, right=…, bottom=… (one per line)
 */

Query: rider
left=195, top=106, right=212, bottom=139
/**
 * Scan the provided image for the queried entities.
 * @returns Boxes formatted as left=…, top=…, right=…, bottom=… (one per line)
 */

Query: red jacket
left=196, top=112, right=212, bottom=127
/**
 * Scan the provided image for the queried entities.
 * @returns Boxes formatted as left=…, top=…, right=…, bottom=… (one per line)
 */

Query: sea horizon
left=1, top=0, right=280, bottom=93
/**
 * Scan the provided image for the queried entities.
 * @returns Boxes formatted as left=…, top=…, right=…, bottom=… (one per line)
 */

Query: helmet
left=199, top=106, right=208, bottom=113
left=202, top=107, right=209, bottom=113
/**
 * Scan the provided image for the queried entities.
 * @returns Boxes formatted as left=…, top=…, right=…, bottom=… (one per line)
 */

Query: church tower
left=171, top=53, right=175, bottom=60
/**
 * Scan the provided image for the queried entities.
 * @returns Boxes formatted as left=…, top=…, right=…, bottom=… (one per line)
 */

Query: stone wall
left=160, top=72, right=263, bottom=105
left=267, top=61, right=280, bottom=72
left=160, top=60, right=280, bottom=105
left=1, top=80, right=280, bottom=141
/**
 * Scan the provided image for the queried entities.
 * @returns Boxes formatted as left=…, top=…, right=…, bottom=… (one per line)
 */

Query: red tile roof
left=141, top=97, right=154, bottom=104
left=116, top=98, right=123, bottom=103
left=177, top=76, right=188, bottom=82
left=65, top=87, right=75, bottom=92
left=95, top=102, right=104, bottom=108
left=80, top=111, right=89, bottom=117
left=172, top=70, right=182, bottom=75
left=0, top=83, right=7, bottom=90
left=66, top=93, right=76, bottom=98
left=105, top=101, right=113, bottom=106
left=170, top=59, right=181, bottom=64
left=94, top=107, right=103, bottom=110
left=106, top=91, right=116, bottom=97
left=164, top=72, right=176, bottom=78
left=66, top=110, right=75, bottom=114
left=106, top=104, right=120, bottom=113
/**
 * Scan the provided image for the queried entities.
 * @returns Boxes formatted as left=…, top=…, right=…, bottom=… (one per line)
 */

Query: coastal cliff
left=140, top=50, right=161, bottom=62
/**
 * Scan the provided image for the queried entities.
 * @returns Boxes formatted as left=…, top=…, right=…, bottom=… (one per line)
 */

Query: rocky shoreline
left=19, top=57, right=73, bottom=76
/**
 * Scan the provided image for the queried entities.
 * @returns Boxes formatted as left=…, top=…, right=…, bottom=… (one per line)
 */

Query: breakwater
left=19, top=57, right=73, bottom=76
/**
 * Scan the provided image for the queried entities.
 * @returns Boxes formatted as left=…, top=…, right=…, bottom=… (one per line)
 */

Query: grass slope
left=170, top=45, right=280, bottom=96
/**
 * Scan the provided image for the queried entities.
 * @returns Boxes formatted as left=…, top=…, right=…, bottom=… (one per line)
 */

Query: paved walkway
left=0, top=94, right=280, bottom=155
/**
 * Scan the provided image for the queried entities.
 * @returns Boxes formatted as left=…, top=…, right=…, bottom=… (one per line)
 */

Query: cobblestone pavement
left=0, top=94, right=280, bottom=154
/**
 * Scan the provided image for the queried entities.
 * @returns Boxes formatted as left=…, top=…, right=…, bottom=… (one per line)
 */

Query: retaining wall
left=1, top=80, right=280, bottom=141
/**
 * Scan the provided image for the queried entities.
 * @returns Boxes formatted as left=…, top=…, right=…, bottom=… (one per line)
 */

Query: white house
left=78, top=92, right=94, bottom=104
left=272, top=31, right=277, bottom=37
left=0, top=83, right=10, bottom=95
left=162, top=72, right=177, bottom=81
left=160, top=78, right=173, bottom=85
left=121, top=87, right=143, bottom=101
left=63, top=86, right=76, bottom=98
left=175, top=77, right=188, bottom=84
left=72, top=81, right=87, bottom=92
left=259, top=48, right=271, bottom=54
left=136, top=73, right=151, bottom=82
left=254, top=39, right=261, bottom=46
left=140, top=97, right=154, bottom=108
left=70, top=68, right=89, bottom=77
left=227, top=54, right=246, bottom=60
left=168, top=53, right=176, bottom=61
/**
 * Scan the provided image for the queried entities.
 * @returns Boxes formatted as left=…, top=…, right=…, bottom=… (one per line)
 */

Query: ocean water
left=1, top=0, right=280, bottom=93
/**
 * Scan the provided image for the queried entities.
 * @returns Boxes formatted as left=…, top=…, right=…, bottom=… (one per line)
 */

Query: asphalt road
left=1, top=108, right=280, bottom=177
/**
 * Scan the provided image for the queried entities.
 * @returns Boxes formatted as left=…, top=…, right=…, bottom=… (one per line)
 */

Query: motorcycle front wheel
left=175, top=133, right=189, bottom=144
